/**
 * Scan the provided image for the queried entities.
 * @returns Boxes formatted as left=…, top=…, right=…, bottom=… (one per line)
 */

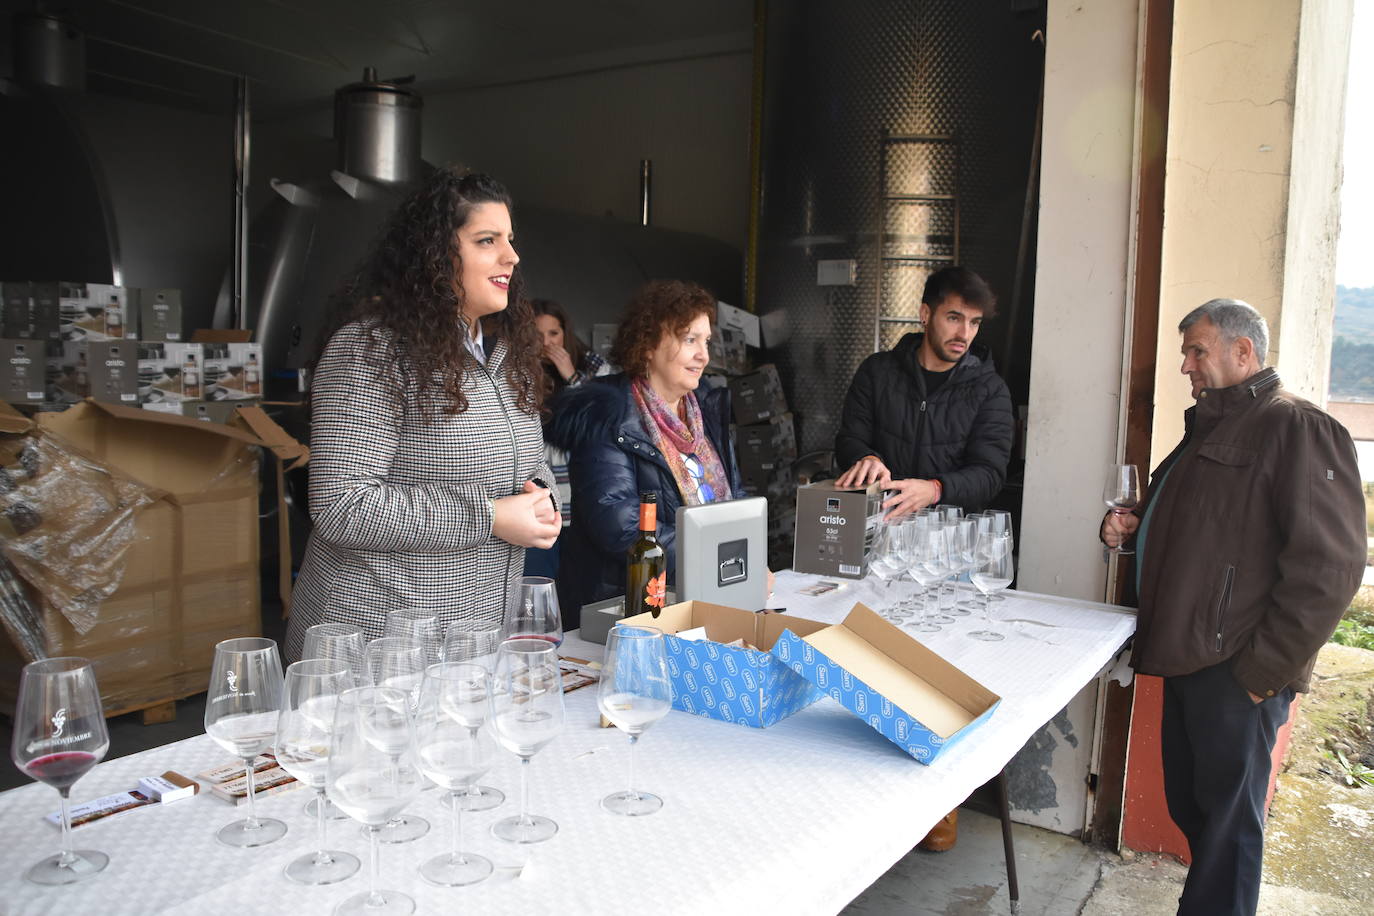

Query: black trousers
left=1161, top=660, right=1294, bottom=916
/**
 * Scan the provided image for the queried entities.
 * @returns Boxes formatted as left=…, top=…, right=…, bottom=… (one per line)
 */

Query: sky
left=1337, top=2, right=1373, bottom=289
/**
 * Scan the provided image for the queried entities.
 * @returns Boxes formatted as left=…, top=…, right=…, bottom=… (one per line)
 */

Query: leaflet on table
left=44, top=770, right=196, bottom=829
left=196, top=752, right=303, bottom=805
left=621, top=600, right=830, bottom=728
left=772, top=603, right=1001, bottom=764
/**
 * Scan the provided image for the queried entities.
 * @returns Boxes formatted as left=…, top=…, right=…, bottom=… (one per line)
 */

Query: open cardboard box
left=622, top=600, right=829, bottom=728
left=772, top=603, right=1001, bottom=763
left=0, top=398, right=307, bottom=716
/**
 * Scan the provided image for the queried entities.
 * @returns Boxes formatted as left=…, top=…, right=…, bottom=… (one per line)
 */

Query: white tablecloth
left=0, top=572, right=1134, bottom=915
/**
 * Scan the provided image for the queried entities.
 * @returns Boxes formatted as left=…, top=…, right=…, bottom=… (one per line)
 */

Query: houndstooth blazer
left=284, top=322, right=554, bottom=662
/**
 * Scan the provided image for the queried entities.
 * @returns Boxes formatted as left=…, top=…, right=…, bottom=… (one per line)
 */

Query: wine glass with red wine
left=501, top=576, right=564, bottom=647
left=11, top=656, right=111, bottom=885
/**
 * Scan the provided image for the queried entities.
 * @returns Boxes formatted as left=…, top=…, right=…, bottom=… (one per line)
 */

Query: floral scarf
left=630, top=377, right=733, bottom=506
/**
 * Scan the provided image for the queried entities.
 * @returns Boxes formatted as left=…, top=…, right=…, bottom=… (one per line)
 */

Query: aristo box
left=793, top=480, right=883, bottom=578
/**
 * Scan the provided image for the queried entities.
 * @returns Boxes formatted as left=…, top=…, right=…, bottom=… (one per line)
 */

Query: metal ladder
left=874, top=131, right=961, bottom=352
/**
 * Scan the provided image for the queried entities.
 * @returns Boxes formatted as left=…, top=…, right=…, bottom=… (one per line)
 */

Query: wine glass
left=907, top=526, right=948, bottom=634
left=489, top=637, right=565, bottom=844
left=944, top=518, right=977, bottom=617
left=362, top=637, right=429, bottom=844
left=274, top=659, right=360, bottom=885
left=1103, top=464, right=1140, bottom=555
left=384, top=608, right=444, bottom=666
left=302, top=622, right=368, bottom=685
left=415, top=663, right=496, bottom=886
left=300, top=622, right=367, bottom=821
left=204, top=637, right=288, bottom=847
left=438, top=620, right=506, bottom=813
left=327, top=686, right=422, bottom=916
left=985, top=510, right=1014, bottom=601
left=969, top=532, right=1015, bottom=641
left=11, top=657, right=111, bottom=885
left=598, top=625, right=672, bottom=816
left=867, top=520, right=910, bottom=621
left=501, top=576, right=564, bottom=647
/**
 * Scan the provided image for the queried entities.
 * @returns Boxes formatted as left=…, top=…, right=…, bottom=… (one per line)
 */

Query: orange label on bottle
left=639, top=502, right=657, bottom=531
left=645, top=571, right=667, bottom=608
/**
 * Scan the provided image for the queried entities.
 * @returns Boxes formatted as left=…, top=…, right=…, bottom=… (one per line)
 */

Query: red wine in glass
left=10, top=657, right=111, bottom=885
left=26, top=751, right=99, bottom=792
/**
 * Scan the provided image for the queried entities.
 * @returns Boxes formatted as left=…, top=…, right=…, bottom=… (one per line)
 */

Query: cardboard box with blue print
left=773, top=603, right=1000, bottom=763
left=621, top=600, right=829, bottom=728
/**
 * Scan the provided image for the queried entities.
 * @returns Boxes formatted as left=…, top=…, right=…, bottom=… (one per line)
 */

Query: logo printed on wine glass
left=50, top=707, right=66, bottom=738
left=226, top=670, right=238, bottom=693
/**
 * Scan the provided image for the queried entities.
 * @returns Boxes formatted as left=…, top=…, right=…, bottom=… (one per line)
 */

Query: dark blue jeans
left=1161, top=660, right=1294, bottom=916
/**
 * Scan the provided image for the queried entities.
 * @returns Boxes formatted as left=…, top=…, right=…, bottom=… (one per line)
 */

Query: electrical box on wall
left=816, top=259, right=857, bottom=287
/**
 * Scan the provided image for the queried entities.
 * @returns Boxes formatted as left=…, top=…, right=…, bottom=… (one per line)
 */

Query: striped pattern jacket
left=285, top=322, right=553, bottom=661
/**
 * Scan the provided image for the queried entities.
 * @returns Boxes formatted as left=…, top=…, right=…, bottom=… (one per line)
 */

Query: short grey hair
left=1178, top=298, right=1269, bottom=368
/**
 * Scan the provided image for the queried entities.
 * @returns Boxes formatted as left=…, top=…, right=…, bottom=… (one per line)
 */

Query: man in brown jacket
left=1102, top=298, right=1366, bottom=916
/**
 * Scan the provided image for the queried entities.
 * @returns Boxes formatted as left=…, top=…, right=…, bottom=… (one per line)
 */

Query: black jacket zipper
left=1215, top=565, right=1235, bottom=652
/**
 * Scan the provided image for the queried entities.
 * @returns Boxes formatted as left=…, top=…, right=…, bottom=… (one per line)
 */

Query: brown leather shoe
left=918, top=809, right=959, bottom=852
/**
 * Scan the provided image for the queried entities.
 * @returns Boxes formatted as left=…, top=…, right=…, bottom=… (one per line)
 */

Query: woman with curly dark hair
left=286, top=168, right=561, bottom=660
left=546, top=279, right=743, bottom=624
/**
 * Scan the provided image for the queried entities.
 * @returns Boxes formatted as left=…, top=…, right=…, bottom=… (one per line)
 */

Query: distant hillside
left=1332, top=286, right=1374, bottom=401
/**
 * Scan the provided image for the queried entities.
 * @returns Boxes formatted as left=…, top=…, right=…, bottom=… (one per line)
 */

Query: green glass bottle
left=625, top=491, right=667, bottom=618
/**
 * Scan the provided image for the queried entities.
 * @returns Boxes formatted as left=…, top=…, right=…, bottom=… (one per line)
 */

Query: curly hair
left=316, top=168, right=543, bottom=419
left=609, top=280, right=716, bottom=380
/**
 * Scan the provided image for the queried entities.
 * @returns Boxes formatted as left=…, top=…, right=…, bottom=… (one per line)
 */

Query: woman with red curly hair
left=547, top=279, right=742, bottom=625
left=285, top=169, right=561, bottom=660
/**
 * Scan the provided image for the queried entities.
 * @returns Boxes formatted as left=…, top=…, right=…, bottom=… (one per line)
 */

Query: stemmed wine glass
left=501, top=576, right=564, bottom=647
left=274, top=659, right=360, bottom=885
left=985, top=510, right=1015, bottom=602
left=300, top=622, right=367, bottom=820
left=969, top=532, right=1015, bottom=641
left=303, top=622, right=369, bottom=685
left=598, top=625, right=672, bottom=816
left=438, top=620, right=506, bottom=812
left=416, top=663, right=496, bottom=886
left=867, top=520, right=911, bottom=621
left=489, top=637, right=565, bottom=844
left=1103, top=464, right=1140, bottom=555
left=908, top=526, right=949, bottom=634
left=362, top=637, right=429, bottom=844
left=11, top=657, right=111, bottom=884
left=204, top=637, right=287, bottom=847
left=944, top=518, right=977, bottom=617
left=384, top=608, right=444, bottom=666
left=328, top=686, right=422, bottom=916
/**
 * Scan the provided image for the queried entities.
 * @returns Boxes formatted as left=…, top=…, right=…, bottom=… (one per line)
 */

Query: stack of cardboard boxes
left=727, top=365, right=797, bottom=572
left=0, top=281, right=261, bottom=420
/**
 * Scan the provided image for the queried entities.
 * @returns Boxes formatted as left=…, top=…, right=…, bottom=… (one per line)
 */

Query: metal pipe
left=639, top=159, right=652, bottom=227
left=233, top=75, right=250, bottom=330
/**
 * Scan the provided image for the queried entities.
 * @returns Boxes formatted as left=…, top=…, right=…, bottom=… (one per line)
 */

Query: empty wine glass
left=438, top=620, right=505, bottom=813
left=867, top=520, right=910, bottom=621
left=501, top=576, right=564, bottom=647
left=275, top=659, right=360, bottom=885
left=328, top=686, right=422, bottom=916
left=415, top=663, right=496, bottom=886
left=303, top=622, right=368, bottom=685
left=204, top=637, right=288, bottom=848
left=362, top=637, right=429, bottom=845
left=944, top=517, right=977, bottom=617
left=489, top=637, right=565, bottom=844
left=1103, top=464, right=1140, bottom=556
left=969, top=532, right=1015, bottom=641
left=301, top=622, right=367, bottom=820
left=11, top=657, right=111, bottom=884
left=985, top=510, right=1014, bottom=602
left=384, top=608, right=444, bottom=666
left=598, top=625, right=672, bottom=816
left=907, top=526, right=949, bottom=634
left=959, top=514, right=991, bottom=609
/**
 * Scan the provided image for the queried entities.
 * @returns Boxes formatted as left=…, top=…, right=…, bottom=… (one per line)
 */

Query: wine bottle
left=625, top=491, right=667, bottom=618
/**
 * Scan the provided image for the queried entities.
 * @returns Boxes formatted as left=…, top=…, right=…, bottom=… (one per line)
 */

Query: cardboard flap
left=0, top=401, right=33, bottom=434
left=191, top=328, right=253, bottom=343
left=231, top=406, right=309, bottom=469
left=78, top=399, right=266, bottom=446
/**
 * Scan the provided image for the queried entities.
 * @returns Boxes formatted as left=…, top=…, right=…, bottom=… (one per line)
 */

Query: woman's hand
left=493, top=481, right=562, bottom=549
left=543, top=343, right=576, bottom=382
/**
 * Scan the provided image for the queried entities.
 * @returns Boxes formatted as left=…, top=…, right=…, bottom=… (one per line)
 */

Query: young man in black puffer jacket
left=835, top=266, right=1013, bottom=518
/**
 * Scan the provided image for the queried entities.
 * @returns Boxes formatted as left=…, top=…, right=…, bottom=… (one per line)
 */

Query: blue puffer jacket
left=545, top=373, right=743, bottom=624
